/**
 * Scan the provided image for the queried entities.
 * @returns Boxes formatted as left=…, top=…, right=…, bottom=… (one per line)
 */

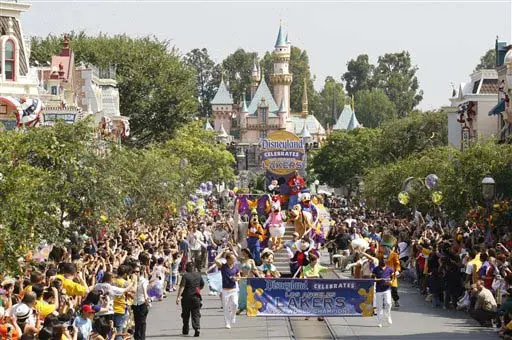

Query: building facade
left=443, top=69, right=500, bottom=150
left=0, top=0, right=129, bottom=138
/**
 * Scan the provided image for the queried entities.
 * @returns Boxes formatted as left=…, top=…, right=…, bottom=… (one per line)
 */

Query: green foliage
left=373, top=52, right=423, bottom=117
left=221, top=49, right=258, bottom=103
left=342, top=54, right=374, bottom=97
left=184, top=48, right=221, bottom=117
left=318, top=76, right=345, bottom=127
left=30, top=32, right=198, bottom=146
left=354, top=89, right=395, bottom=128
left=475, top=49, right=496, bottom=71
left=378, top=111, right=448, bottom=163
left=311, top=128, right=382, bottom=187
left=364, top=140, right=512, bottom=221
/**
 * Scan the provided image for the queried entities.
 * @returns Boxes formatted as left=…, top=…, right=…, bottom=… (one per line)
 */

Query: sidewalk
left=146, top=285, right=291, bottom=340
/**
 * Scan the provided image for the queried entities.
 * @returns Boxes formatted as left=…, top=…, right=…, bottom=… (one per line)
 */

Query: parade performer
left=289, top=204, right=314, bottom=238
left=258, top=249, right=281, bottom=278
left=299, top=192, right=319, bottom=223
left=288, top=237, right=318, bottom=277
left=287, top=170, right=305, bottom=209
left=377, top=234, right=401, bottom=308
left=372, top=258, right=395, bottom=327
left=264, top=200, right=287, bottom=250
left=247, top=209, right=265, bottom=265
left=268, top=179, right=281, bottom=196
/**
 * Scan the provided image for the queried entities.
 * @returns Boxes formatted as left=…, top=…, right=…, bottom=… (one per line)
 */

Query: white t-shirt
left=398, top=242, right=409, bottom=259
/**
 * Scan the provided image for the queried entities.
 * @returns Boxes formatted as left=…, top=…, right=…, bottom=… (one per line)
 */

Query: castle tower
left=250, top=59, right=260, bottom=100
left=270, top=22, right=292, bottom=118
left=278, top=98, right=287, bottom=129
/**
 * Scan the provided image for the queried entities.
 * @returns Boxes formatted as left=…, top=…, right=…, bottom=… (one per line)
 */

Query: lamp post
left=481, top=174, right=496, bottom=245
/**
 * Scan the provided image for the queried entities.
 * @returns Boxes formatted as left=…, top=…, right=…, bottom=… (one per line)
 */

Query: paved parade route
left=146, top=278, right=497, bottom=340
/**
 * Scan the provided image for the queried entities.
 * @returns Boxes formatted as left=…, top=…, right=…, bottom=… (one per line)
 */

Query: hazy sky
left=21, top=0, right=512, bottom=111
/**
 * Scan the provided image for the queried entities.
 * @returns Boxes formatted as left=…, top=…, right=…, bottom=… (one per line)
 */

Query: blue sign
left=246, top=278, right=375, bottom=317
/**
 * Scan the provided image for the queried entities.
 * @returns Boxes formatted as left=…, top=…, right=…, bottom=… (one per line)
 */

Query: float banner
left=246, top=278, right=375, bottom=317
left=260, top=131, right=305, bottom=176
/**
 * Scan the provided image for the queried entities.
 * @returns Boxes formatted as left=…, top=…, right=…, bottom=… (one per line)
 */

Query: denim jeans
left=113, top=312, right=127, bottom=340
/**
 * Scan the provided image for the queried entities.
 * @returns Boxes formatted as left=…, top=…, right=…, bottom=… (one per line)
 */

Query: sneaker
left=225, top=324, right=231, bottom=329
left=317, top=317, right=325, bottom=321
left=394, top=301, right=400, bottom=308
left=387, top=316, right=393, bottom=325
left=194, top=330, right=200, bottom=337
left=377, top=323, right=382, bottom=328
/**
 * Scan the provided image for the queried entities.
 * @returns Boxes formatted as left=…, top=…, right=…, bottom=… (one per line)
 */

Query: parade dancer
left=377, top=235, right=401, bottom=308
left=372, top=258, right=394, bottom=327
left=215, top=249, right=241, bottom=329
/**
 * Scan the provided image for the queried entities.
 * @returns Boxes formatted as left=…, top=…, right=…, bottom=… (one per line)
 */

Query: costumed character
left=264, top=200, right=287, bottom=250
left=258, top=249, right=281, bottom=278
left=268, top=179, right=280, bottom=196
left=288, top=237, right=318, bottom=277
left=288, top=204, right=314, bottom=238
left=287, top=170, right=305, bottom=209
left=346, top=239, right=378, bottom=279
left=377, top=234, right=401, bottom=308
left=299, top=192, right=325, bottom=247
left=247, top=209, right=265, bottom=265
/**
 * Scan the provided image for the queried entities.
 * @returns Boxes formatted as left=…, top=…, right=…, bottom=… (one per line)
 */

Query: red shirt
left=287, top=176, right=305, bottom=196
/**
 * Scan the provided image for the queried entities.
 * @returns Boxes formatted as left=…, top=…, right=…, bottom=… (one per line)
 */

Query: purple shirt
left=373, top=265, right=393, bottom=292
left=221, top=263, right=239, bottom=289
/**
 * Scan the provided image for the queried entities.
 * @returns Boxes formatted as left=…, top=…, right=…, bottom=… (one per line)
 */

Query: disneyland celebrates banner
left=260, top=131, right=305, bottom=176
left=246, top=278, right=375, bottom=317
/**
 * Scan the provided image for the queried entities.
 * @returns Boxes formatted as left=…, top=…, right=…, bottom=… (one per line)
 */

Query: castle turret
left=278, top=98, right=287, bottom=130
left=270, top=22, right=292, bottom=119
left=301, top=77, right=309, bottom=115
left=211, top=77, right=234, bottom=133
left=240, top=96, right=249, bottom=130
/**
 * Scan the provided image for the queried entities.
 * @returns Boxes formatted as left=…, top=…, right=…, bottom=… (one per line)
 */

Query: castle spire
left=275, top=20, right=286, bottom=47
left=302, top=77, right=309, bottom=115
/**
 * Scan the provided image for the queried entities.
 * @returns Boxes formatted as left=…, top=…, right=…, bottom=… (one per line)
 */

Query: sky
left=19, top=0, right=512, bottom=111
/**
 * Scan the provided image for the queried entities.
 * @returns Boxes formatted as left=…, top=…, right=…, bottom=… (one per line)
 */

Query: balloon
left=398, top=191, right=409, bottom=205
left=206, top=181, right=213, bottom=191
left=425, top=174, right=439, bottom=190
left=233, top=187, right=239, bottom=193
left=432, top=191, right=443, bottom=205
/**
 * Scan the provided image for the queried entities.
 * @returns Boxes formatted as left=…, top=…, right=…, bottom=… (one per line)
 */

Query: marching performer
left=377, top=234, right=401, bottom=308
left=372, top=258, right=395, bottom=327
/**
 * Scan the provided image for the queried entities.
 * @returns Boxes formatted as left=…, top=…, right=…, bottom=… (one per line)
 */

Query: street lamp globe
left=481, top=174, right=496, bottom=201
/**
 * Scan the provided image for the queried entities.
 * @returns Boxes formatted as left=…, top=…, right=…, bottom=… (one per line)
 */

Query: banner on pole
left=246, top=278, right=375, bottom=317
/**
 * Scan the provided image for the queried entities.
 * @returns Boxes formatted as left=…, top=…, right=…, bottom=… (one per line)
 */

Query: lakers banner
left=260, top=131, right=305, bottom=176
left=247, top=278, right=375, bottom=317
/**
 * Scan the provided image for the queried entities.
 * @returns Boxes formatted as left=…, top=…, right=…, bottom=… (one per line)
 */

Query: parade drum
left=269, top=224, right=285, bottom=238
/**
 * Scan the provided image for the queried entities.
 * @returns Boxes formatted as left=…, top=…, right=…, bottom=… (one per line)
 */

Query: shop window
left=5, top=40, right=15, bottom=81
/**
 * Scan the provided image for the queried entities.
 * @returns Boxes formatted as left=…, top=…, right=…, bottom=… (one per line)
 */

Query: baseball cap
left=82, top=304, right=96, bottom=314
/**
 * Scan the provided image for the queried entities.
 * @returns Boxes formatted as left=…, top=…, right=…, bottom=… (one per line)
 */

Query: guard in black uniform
left=176, top=262, right=204, bottom=337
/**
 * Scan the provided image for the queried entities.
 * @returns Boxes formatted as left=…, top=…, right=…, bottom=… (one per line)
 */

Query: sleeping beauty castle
left=209, top=24, right=326, bottom=146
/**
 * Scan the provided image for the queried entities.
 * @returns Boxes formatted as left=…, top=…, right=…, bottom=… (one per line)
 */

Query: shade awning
left=489, top=99, right=506, bottom=116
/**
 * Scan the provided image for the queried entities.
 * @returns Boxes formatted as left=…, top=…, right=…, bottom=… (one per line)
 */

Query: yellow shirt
left=35, top=299, right=56, bottom=318
left=112, top=278, right=128, bottom=315
left=302, top=264, right=328, bottom=278
left=55, top=274, right=87, bottom=297
left=20, top=285, right=32, bottom=299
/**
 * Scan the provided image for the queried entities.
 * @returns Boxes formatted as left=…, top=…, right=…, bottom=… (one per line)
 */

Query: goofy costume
left=377, top=234, right=401, bottom=308
left=247, top=209, right=265, bottom=265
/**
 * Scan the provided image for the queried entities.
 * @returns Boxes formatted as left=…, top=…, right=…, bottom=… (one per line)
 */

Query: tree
left=373, top=51, right=423, bottom=117
left=342, top=54, right=374, bottom=97
left=221, top=49, right=258, bottom=103
left=184, top=48, right=221, bottom=117
left=311, top=128, right=381, bottom=187
left=354, top=89, right=395, bottom=128
left=318, top=76, right=345, bottom=127
left=475, top=49, right=496, bottom=71
left=377, top=111, right=448, bottom=163
left=30, top=32, right=198, bottom=146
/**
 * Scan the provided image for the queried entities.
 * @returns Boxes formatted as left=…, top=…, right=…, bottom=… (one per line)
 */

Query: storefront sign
left=260, top=131, right=305, bottom=175
left=246, top=278, right=375, bottom=317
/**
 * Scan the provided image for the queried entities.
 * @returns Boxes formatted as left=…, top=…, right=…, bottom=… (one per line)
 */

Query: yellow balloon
left=233, top=187, right=239, bottom=193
